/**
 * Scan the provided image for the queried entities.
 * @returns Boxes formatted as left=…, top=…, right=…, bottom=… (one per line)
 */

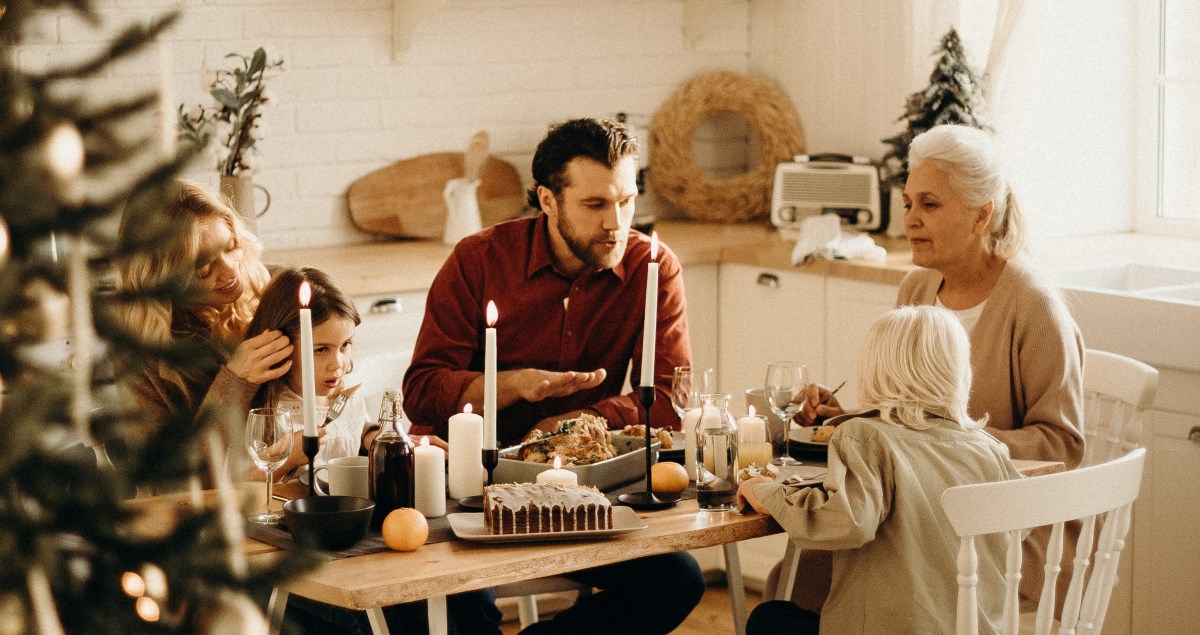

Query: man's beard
left=557, top=212, right=627, bottom=270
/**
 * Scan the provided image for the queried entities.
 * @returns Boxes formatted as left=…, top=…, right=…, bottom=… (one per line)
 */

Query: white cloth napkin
left=790, top=213, right=887, bottom=265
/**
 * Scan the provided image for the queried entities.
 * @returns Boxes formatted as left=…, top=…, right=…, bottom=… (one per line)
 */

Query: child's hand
left=227, top=330, right=293, bottom=385
left=737, top=476, right=774, bottom=514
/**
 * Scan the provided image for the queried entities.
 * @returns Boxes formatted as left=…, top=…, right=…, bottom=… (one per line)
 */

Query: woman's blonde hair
left=908, top=124, right=1025, bottom=259
left=117, top=180, right=270, bottom=406
left=856, top=305, right=985, bottom=431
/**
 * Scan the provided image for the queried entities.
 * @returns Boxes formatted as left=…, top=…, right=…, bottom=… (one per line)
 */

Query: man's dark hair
left=526, top=118, right=639, bottom=210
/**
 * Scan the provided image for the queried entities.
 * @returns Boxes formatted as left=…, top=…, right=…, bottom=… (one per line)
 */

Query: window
left=1144, top=0, right=1200, bottom=233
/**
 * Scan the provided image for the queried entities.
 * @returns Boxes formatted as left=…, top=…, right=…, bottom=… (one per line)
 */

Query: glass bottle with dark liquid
left=369, top=389, right=415, bottom=529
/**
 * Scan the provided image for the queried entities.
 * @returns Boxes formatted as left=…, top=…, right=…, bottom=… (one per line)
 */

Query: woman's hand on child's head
left=228, top=330, right=294, bottom=385
left=737, top=476, right=774, bottom=515
left=794, top=382, right=844, bottom=426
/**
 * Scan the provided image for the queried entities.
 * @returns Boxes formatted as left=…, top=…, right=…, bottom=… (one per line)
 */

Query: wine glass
left=765, top=361, right=808, bottom=466
left=244, top=408, right=294, bottom=525
left=670, top=366, right=716, bottom=417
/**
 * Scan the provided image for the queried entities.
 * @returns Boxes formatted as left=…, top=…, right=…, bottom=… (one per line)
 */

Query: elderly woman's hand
left=227, top=329, right=294, bottom=385
left=794, top=383, right=844, bottom=426
left=737, top=475, right=775, bottom=514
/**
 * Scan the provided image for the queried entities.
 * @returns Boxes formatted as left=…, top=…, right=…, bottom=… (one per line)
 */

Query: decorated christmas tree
left=880, top=28, right=989, bottom=190
left=0, top=2, right=312, bottom=633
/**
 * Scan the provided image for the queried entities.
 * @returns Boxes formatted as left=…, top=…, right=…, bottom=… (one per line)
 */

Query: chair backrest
left=1081, top=349, right=1158, bottom=467
left=941, top=448, right=1146, bottom=635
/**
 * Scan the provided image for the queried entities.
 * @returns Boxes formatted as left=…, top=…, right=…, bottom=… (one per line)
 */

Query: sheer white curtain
left=981, top=0, right=1028, bottom=105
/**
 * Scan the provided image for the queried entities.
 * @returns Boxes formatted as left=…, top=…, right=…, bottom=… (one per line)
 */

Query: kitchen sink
left=1054, top=263, right=1200, bottom=293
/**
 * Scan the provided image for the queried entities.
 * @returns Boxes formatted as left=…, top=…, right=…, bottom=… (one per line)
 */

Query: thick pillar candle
left=738, top=407, right=772, bottom=469
left=483, top=301, right=498, bottom=449
left=414, top=436, right=446, bottom=518
left=639, top=233, right=659, bottom=387
left=298, top=281, right=317, bottom=437
left=448, top=404, right=484, bottom=498
left=535, top=456, right=578, bottom=485
left=682, top=407, right=702, bottom=479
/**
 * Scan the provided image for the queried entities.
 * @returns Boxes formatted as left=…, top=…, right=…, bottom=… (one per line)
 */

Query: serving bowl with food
left=493, top=414, right=662, bottom=490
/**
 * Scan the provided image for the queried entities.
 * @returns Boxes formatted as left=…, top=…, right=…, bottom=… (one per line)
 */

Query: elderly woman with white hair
left=795, top=123, right=1086, bottom=617
left=739, top=305, right=1023, bottom=635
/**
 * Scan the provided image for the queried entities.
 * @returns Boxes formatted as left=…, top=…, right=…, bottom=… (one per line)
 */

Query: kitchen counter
left=264, top=220, right=916, bottom=297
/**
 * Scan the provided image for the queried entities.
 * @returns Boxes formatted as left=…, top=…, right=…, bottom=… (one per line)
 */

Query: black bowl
left=282, top=496, right=374, bottom=551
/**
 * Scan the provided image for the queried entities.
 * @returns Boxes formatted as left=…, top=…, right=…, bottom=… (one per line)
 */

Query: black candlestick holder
left=618, top=385, right=679, bottom=509
left=458, top=448, right=500, bottom=510
left=302, top=434, right=319, bottom=497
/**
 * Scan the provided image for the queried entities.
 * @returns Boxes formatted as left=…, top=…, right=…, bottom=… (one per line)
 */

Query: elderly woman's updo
left=908, top=125, right=1024, bottom=259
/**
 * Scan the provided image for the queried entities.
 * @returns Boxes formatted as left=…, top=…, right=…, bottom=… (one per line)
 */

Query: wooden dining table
left=254, top=458, right=1063, bottom=635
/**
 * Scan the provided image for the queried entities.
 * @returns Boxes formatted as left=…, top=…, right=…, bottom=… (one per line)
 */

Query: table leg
left=777, top=541, right=801, bottom=601
left=366, top=606, right=392, bottom=635
left=426, top=595, right=448, bottom=635
left=723, top=542, right=747, bottom=635
left=266, top=587, right=288, bottom=635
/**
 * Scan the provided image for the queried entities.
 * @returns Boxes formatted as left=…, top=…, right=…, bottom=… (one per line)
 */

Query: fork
left=320, top=384, right=361, bottom=428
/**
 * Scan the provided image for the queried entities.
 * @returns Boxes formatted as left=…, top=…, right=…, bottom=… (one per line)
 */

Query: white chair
left=941, top=448, right=1146, bottom=635
left=1081, top=349, right=1158, bottom=467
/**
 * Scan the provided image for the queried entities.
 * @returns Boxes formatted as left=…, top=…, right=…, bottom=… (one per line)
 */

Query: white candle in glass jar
left=448, top=404, right=484, bottom=499
left=681, top=407, right=702, bottom=479
left=738, top=406, right=767, bottom=443
left=536, top=456, right=577, bottom=486
left=414, top=436, right=446, bottom=518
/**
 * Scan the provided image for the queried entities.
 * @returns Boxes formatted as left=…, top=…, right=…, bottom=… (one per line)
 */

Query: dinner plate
left=658, top=431, right=685, bottom=462
left=447, top=506, right=647, bottom=543
left=788, top=426, right=831, bottom=450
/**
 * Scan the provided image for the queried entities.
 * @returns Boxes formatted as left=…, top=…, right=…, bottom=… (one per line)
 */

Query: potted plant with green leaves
left=179, top=46, right=283, bottom=231
left=880, top=29, right=988, bottom=234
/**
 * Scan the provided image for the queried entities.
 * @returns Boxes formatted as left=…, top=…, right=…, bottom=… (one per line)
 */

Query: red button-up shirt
left=402, top=214, right=691, bottom=446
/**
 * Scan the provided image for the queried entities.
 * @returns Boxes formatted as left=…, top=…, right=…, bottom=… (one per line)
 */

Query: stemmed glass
left=671, top=366, right=716, bottom=417
left=765, top=361, right=808, bottom=466
left=244, top=408, right=294, bottom=525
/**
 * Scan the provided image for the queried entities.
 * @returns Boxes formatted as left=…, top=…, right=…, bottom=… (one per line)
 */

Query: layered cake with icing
left=483, top=482, right=613, bottom=535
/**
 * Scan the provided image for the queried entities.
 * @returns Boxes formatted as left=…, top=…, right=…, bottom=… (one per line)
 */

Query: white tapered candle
left=298, top=282, right=317, bottom=437
left=483, top=301, right=498, bottom=449
left=639, top=232, right=659, bottom=387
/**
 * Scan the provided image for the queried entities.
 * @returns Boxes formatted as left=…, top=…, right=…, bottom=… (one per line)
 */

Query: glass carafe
left=695, top=393, right=738, bottom=512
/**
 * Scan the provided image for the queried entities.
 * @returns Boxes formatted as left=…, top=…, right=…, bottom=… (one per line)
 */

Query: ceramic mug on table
left=314, top=456, right=370, bottom=499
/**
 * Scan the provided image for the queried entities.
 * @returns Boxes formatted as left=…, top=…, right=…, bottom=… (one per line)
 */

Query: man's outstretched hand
left=517, top=368, right=608, bottom=402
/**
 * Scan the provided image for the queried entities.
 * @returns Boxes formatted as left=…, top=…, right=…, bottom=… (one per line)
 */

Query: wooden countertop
left=265, top=220, right=917, bottom=297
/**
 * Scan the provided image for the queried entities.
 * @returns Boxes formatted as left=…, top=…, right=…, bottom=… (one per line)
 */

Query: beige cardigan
left=896, top=259, right=1086, bottom=468
left=897, top=259, right=1086, bottom=612
left=754, top=413, right=1022, bottom=634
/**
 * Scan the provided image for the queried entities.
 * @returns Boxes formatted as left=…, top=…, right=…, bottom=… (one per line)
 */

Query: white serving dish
left=493, top=434, right=660, bottom=491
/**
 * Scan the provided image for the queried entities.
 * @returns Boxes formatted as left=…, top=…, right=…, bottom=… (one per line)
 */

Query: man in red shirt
left=404, top=118, right=691, bottom=446
left=403, top=118, right=703, bottom=634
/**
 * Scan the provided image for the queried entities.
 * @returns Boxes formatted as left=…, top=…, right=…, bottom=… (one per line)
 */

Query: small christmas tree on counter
left=880, top=28, right=990, bottom=190
left=0, top=2, right=314, bottom=633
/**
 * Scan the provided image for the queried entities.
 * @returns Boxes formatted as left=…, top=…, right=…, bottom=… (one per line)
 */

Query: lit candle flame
left=121, top=571, right=146, bottom=598
left=135, top=596, right=160, bottom=622
left=748, top=405, right=756, bottom=417
left=298, top=280, right=312, bottom=307
left=553, top=456, right=562, bottom=470
left=421, top=435, right=430, bottom=448
left=47, top=124, right=85, bottom=180
left=649, top=231, right=659, bottom=261
left=486, top=300, right=498, bottom=327
left=464, top=403, right=473, bottom=414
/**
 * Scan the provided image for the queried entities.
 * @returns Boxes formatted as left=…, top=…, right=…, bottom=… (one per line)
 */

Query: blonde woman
left=739, top=306, right=1022, bottom=635
left=116, top=181, right=291, bottom=436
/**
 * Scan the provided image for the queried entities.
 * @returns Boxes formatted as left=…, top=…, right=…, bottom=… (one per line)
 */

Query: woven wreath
left=649, top=70, right=805, bottom=222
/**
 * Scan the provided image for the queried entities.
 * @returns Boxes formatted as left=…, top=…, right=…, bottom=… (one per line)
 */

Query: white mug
left=314, top=455, right=370, bottom=499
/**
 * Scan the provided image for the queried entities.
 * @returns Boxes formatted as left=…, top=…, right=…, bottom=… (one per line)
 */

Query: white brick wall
left=24, top=0, right=753, bottom=249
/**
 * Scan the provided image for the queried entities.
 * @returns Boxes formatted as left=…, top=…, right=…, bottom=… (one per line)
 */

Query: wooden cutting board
left=347, top=153, right=527, bottom=239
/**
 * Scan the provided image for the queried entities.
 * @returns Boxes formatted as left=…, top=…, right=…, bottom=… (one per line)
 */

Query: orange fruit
left=381, top=508, right=428, bottom=552
left=651, top=461, right=689, bottom=494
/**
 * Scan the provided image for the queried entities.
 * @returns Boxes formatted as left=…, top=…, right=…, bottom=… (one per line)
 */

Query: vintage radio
left=770, top=154, right=886, bottom=232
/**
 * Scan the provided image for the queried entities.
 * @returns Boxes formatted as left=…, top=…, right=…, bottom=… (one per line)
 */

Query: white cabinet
left=822, top=277, right=897, bottom=411
left=717, top=263, right=824, bottom=414
left=682, top=263, right=719, bottom=374
left=1131, top=408, right=1200, bottom=635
